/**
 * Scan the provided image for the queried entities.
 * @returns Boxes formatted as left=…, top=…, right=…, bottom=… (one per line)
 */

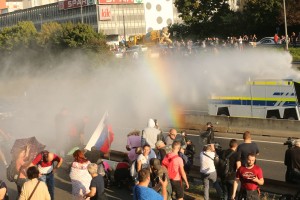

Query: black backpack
left=217, top=151, right=235, bottom=179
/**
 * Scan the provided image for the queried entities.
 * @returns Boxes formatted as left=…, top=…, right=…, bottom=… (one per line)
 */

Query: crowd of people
left=110, top=31, right=300, bottom=58
left=2, top=116, right=300, bottom=200
left=126, top=120, right=265, bottom=200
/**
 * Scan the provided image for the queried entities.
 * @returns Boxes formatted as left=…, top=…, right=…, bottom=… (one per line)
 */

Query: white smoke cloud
left=0, top=48, right=297, bottom=152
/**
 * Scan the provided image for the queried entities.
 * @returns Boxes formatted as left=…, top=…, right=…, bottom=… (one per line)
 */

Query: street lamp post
left=122, top=3, right=126, bottom=47
left=39, top=14, right=42, bottom=30
left=80, top=0, right=83, bottom=23
left=283, top=0, right=288, bottom=51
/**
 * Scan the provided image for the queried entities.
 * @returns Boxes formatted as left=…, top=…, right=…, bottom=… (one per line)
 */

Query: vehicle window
left=261, top=39, right=272, bottom=44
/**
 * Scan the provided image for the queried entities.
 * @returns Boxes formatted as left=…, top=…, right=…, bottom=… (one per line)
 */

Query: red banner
left=99, top=0, right=137, bottom=4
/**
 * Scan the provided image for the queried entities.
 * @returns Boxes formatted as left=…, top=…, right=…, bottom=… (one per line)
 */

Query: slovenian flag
left=85, top=112, right=114, bottom=153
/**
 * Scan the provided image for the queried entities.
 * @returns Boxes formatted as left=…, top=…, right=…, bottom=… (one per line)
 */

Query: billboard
left=59, top=0, right=95, bottom=10
left=99, top=0, right=143, bottom=4
left=99, top=5, right=111, bottom=21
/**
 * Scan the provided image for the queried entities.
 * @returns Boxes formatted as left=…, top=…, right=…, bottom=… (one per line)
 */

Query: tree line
left=0, top=21, right=112, bottom=73
left=170, top=0, right=300, bottom=40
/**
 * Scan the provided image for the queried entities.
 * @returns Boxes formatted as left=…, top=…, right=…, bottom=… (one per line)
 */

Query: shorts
left=170, top=180, right=184, bottom=199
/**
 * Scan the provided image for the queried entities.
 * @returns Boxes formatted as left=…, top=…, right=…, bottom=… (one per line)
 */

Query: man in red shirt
left=30, top=150, right=63, bottom=200
left=162, top=141, right=189, bottom=200
left=232, top=153, right=264, bottom=200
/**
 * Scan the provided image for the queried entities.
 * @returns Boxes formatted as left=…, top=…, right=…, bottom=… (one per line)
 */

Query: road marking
left=257, top=158, right=284, bottom=164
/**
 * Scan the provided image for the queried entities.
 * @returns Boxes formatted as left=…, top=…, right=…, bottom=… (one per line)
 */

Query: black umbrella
left=10, top=136, right=45, bottom=163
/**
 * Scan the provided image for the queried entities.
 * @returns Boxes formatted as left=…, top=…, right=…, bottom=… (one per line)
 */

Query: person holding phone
left=232, top=153, right=264, bottom=200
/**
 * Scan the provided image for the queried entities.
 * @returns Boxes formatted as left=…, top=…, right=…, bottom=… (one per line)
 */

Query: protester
left=200, top=144, right=223, bottom=200
left=162, top=141, right=189, bottom=200
left=237, top=131, right=259, bottom=166
left=149, top=158, right=172, bottom=200
left=133, top=168, right=168, bottom=200
left=164, top=129, right=185, bottom=147
left=0, top=179, right=9, bottom=200
left=15, top=145, right=31, bottom=196
left=142, top=119, right=161, bottom=148
left=84, top=163, right=108, bottom=200
left=137, top=144, right=152, bottom=172
left=232, top=153, right=264, bottom=200
left=184, top=139, right=195, bottom=171
left=85, top=146, right=103, bottom=164
left=30, top=150, right=63, bottom=200
left=126, top=130, right=142, bottom=162
left=19, top=166, right=51, bottom=200
left=219, top=139, right=240, bottom=200
left=200, top=122, right=214, bottom=145
left=284, top=139, right=300, bottom=184
left=114, top=159, right=131, bottom=188
left=69, top=149, right=92, bottom=200
left=154, top=140, right=170, bottom=162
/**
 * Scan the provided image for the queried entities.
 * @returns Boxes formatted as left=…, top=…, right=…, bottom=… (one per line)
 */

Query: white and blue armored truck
left=208, top=80, right=300, bottom=120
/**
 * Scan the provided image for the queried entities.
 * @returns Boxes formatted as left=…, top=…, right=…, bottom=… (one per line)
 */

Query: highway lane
left=186, top=131, right=288, bottom=182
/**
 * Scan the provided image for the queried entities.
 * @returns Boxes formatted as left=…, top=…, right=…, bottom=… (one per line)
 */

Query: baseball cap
left=150, top=158, right=161, bottom=171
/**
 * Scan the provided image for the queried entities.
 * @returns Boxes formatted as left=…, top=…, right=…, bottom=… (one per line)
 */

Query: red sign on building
left=99, top=5, right=111, bottom=20
left=99, top=0, right=142, bottom=4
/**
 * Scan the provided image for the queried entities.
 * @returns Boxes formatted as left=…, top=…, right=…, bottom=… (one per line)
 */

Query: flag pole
left=107, top=112, right=111, bottom=161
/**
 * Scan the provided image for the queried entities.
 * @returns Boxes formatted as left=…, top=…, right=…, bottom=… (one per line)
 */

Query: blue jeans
left=40, top=172, right=54, bottom=200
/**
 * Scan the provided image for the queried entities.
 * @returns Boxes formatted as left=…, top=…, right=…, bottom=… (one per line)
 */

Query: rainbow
left=144, top=57, right=185, bottom=128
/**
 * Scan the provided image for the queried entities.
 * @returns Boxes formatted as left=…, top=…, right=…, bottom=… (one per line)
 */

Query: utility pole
left=122, top=2, right=126, bottom=47
left=39, top=14, right=42, bottom=30
left=283, top=0, right=288, bottom=51
left=80, top=0, right=83, bottom=23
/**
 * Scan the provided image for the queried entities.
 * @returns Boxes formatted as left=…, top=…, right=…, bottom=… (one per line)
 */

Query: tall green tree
left=37, top=22, right=63, bottom=49
left=0, top=21, right=37, bottom=51
left=242, top=0, right=282, bottom=36
left=174, top=0, right=226, bottom=25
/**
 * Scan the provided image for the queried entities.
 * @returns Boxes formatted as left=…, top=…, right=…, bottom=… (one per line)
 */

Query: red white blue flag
left=85, top=112, right=114, bottom=153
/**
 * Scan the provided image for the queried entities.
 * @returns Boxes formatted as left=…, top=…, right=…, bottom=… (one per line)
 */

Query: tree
left=241, top=0, right=282, bottom=36
left=37, top=22, right=63, bottom=49
left=174, top=0, right=227, bottom=25
left=0, top=21, right=37, bottom=51
left=279, top=0, right=300, bottom=26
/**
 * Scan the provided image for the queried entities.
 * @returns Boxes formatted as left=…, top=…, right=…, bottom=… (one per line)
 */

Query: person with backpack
left=30, top=150, right=63, bottom=200
left=200, top=144, right=223, bottom=200
left=200, top=122, right=215, bottom=145
left=162, top=141, right=189, bottom=200
left=217, top=139, right=241, bottom=200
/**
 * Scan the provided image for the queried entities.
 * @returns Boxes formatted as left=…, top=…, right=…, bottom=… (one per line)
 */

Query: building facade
left=0, top=0, right=181, bottom=42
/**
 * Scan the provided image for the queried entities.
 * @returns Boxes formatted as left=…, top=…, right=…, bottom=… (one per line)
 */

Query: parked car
left=124, top=45, right=148, bottom=59
left=250, top=37, right=284, bottom=47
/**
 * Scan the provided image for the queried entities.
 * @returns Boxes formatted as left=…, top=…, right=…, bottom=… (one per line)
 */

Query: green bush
left=289, top=48, right=300, bottom=61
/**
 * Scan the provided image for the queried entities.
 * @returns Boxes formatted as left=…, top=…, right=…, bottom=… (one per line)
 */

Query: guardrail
left=183, top=114, right=300, bottom=138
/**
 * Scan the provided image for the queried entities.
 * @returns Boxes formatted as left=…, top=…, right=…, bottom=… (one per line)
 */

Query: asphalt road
left=186, top=131, right=288, bottom=182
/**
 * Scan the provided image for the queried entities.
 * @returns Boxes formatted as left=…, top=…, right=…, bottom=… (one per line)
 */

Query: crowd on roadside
left=2, top=117, right=300, bottom=200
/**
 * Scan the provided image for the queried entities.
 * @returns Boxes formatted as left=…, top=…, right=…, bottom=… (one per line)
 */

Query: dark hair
left=247, top=153, right=256, bottom=158
left=27, top=166, right=40, bottom=180
left=138, top=168, right=150, bottom=182
left=41, top=150, right=49, bottom=162
left=229, top=139, right=238, bottom=148
left=143, top=144, right=151, bottom=149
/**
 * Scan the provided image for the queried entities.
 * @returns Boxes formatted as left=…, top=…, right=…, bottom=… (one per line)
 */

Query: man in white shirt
left=200, top=144, right=223, bottom=200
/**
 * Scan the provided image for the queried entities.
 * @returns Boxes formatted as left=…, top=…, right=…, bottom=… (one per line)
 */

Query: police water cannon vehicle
left=208, top=79, right=300, bottom=120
